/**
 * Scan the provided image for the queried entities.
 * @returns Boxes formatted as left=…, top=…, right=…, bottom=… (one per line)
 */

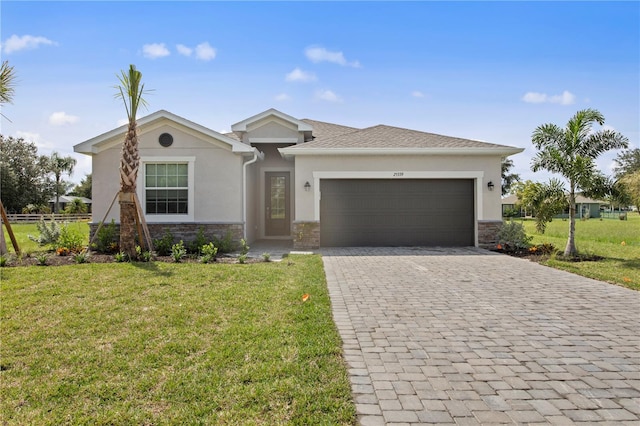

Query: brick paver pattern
left=321, top=247, right=640, bottom=425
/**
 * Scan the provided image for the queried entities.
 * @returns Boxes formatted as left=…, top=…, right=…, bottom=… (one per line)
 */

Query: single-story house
left=48, top=195, right=92, bottom=213
left=74, top=109, right=523, bottom=249
left=502, top=194, right=607, bottom=218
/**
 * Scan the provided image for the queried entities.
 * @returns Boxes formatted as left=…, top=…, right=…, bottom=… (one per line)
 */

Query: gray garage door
left=320, top=179, right=474, bottom=247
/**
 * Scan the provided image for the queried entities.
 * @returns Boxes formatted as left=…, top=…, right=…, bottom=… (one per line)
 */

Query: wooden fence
left=1, top=214, right=92, bottom=223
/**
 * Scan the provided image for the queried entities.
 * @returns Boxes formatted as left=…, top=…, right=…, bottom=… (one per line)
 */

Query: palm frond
left=0, top=60, right=17, bottom=105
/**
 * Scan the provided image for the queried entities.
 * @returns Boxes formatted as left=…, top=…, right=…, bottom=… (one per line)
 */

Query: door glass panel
left=270, top=176, right=286, bottom=219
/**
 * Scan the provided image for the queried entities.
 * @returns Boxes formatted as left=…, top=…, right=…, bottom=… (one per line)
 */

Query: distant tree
left=501, top=158, right=520, bottom=196
left=513, top=179, right=566, bottom=233
left=531, top=109, right=628, bottom=256
left=613, top=148, right=640, bottom=180
left=63, top=198, right=88, bottom=214
left=618, top=171, right=640, bottom=212
left=48, top=152, right=77, bottom=213
left=0, top=135, right=51, bottom=212
left=69, top=173, right=92, bottom=199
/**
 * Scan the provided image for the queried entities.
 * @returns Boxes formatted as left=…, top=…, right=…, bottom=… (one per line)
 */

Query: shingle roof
left=290, top=124, right=515, bottom=150
left=300, top=119, right=359, bottom=141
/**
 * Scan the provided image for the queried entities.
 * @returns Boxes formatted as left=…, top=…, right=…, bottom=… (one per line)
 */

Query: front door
left=265, top=172, right=290, bottom=236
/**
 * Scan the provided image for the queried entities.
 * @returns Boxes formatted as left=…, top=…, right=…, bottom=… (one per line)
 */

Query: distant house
left=501, top=194, right=606, bottom=218
left=49, top=195, right=92, bottom=213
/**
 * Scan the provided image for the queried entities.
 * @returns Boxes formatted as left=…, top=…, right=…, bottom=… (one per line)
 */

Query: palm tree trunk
left=565, top=185, right=578, bottom=257
left=119, top=121, right=140, bottom=258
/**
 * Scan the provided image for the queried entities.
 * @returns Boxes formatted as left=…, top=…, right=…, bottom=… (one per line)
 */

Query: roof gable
left=74, top=110, right=254, bottom=155
left=231, top=108, right=313, bottom=132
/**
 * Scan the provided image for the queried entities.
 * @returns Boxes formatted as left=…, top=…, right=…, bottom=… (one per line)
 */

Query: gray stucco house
left=74, top=109, right=523, bottom=249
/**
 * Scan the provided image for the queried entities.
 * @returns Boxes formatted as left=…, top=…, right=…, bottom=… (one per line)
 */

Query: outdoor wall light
left=487, top=181, right=495, bottom=191
left=304, top=181, right=311, bottom=192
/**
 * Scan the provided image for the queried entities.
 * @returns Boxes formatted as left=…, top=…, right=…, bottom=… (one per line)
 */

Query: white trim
left=311, top=171, right=485, bottom=246
left=137, top=156, right=196, bottom=223
left=248, top=137, right=299, bottom=144
left=280, top=147, right=524, bottom=157
left=231, top=108, right=313, bottom=132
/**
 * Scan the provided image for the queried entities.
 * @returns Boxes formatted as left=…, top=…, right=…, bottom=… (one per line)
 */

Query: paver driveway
left=321, top=247, right=640, bottom=425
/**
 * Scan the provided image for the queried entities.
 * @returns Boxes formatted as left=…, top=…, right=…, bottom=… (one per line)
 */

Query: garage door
left=320, top=179, right=474, bottom=247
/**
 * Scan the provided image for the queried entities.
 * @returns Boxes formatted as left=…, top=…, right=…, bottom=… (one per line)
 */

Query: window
left=145, top=163, right=188, bottom=214
left=139, top=157, right=195, bottom=221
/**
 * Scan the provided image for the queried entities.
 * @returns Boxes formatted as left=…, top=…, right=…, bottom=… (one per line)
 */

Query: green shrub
left=200, top=243, right=218, bottom=264
left=57, top=225, right=84, bottom=253
left=0, top=255, right=7, bottom=267
left=28, top=218, right=61, bottom=248
left=36, top=253, right=48, bottom=266
left=171, top=241, right=186, bottom=263
left=114, top=251, right=127, bottom=263
left=240, top=238, right=250, bottom=256
left=214, top=230, right=235, bottom=254
left=92, top=220, right=118, bottom=253
left=135, top=245, right=152, bottom=262
left=262, top=252, right=271, bottom=262
left=238, top=254, right=247, bottom=264
left=73, top=252, right=88, bottom=264
left=497, top=221, right=532, bottom=251
left=153, top=229, right=175, bottom=256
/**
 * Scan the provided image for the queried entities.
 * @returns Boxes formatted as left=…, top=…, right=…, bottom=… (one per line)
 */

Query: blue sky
left=1, top=1, right=638, bottom=186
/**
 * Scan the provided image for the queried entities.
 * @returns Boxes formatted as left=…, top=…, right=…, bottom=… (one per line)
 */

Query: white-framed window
left=138, top=157, right=195, bottom=222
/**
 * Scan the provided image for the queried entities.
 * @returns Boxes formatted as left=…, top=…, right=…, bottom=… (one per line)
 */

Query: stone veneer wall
left=477, top=220, right=503, bottom=249
left=293, top=221, right=320, bottom=250
left=89, top=222, right=244, bottom=247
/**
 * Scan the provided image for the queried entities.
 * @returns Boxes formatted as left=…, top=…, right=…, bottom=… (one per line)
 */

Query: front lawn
left=517, top=214, right=639, bottom=290
left=0, top=256, right=355, bottom=424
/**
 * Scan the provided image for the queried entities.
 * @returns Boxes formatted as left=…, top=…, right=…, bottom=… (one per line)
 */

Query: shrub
left=240, top=238, right=250, bottom=256
left=114, top=251, right=128, bottom=263
left=200, top=243, right=218, bottom=264
left=238, top=254, right=247, bottom=264
left=28, top=218, right=61, bottom=248
left=135, top=245, right=152, bottom=262
left=57, top=225, right=84, bottom=253
left=214, top=230, right=235, bottom=254
left=188, top=227, right=208, bottom=255
left=92, top=220, right=118, bottom=253
left=497, top=221, right=532, bottom=251
left=153, top=229, right=175, bottom=256
left=171, top=241, right=186, bottom=263
left=36, top=253, right=48, bottom=266
left=262, top=252, right=271, bottom=262
left=73, top=252, right=88, bottom=264
left=0, top=255, right=7, bottom=267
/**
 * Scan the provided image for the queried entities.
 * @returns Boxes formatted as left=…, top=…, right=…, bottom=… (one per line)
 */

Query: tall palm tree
left=49, top=152, right=77, bottom=213
left=531, top=109, right=628, bottom=256
left=114, top=65, right=150, bottom=257
left=1, top=60, right=17, bottom=122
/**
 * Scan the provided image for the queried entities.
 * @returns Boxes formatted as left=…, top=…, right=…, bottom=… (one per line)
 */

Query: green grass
left=2, top=222, right=90, bottom=254
left=0, top=256, right=355, bottom=425
left=516, top=214, right=640, bottom=290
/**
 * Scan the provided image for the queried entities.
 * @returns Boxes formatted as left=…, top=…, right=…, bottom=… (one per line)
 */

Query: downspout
left=242, top=148, right=263, bottom=241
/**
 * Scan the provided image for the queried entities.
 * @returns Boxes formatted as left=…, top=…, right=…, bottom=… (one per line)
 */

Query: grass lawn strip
left=519, top=214, right=639, bottom=291
left=0, top=256, right=355, bottom=425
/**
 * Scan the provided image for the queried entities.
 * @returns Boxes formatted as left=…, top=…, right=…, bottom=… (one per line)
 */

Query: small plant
left=153, top=229, right=175, bottom=256
left=240, top=238, right=250, bottom=256
left=214, top=230, right=235, bottom=254
left=200, top=243, right=218, bottom=264
left=56, top=247, right=70, bottom=256
left=73, top=252, right=88, bottom=264
left=188, top=227, right=208, bottom=254
left=114, top=251, right=128, bottom=263
left=57, top=225, right=84, bottom=253
left=238, top=254, right=247, bottom=264
left=135, top=245, right=152, bottom=262
left=171, top=241, right=186, bottom=263
left=496, top=221, right=532, bottom=252
left=261, top=252, right=271, bottom=262
left=93, top=220, right=118, bottom=253
left=36, top=253, right=48, bottom=266
left=28, top=217, right=61, bottom=248
left=0, top=255, right=8, bottom=267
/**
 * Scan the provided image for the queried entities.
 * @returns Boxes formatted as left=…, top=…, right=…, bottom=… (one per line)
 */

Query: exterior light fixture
left=487, top=181, right=495, bottom=191
left=304, top=181, right=311, bottom=192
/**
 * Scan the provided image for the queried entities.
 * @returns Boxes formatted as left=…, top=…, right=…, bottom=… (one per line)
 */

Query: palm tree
left=49, top=152, right=77, bottom=213
left=1, top=60, right=17, bottom=122
left=531, top=109, right=628, bottom=256
left=114, top=65, right=150, bottom=257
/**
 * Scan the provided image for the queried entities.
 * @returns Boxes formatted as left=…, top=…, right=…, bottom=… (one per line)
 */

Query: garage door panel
left=320, top=179, right=474, bottom=247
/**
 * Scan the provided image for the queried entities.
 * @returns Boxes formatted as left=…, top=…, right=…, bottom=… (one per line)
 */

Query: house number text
left=393, top=172, right=404, bottom=177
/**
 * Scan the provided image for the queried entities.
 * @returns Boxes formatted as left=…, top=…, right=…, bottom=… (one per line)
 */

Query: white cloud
left=285, top=67, right=317, bottom=83
left=176, top=44, right=192, bottom=57
left=1, top=34, right=56, bottom=54
left=275, top=93, right=291, bottom=101
left=522, top=90, right=575, bottom=105
left=142, top=43, right=170, bottom=59
left=195, top=42, right=216, bottom=61
left=15, top=130, right=41, bottom=144
left=315, top=89, right=342, bottom=103
left=305, top=46, right=360, bottom=68
left=48, top=111, right=79, bottom=126
left=411, top=91, right=425, bottom=98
